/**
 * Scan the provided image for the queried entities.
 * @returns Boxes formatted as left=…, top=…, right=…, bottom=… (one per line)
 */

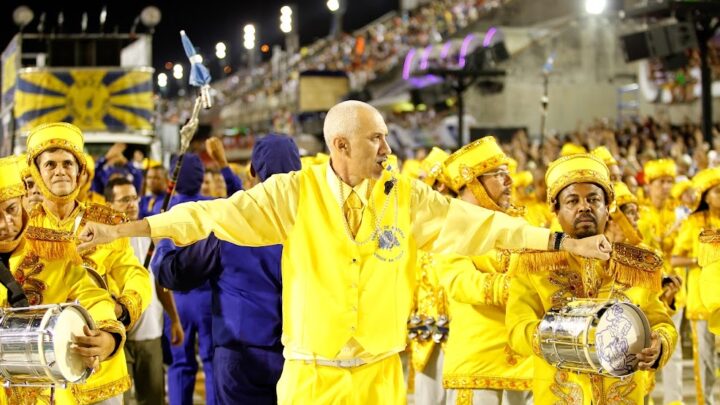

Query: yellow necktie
left=343, top=190, right=363, bottom=237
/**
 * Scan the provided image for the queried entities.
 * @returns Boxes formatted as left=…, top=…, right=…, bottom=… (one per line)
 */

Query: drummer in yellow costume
left=671, top=166, right=720, bottom=405
left=506, top=154, right=677, bottom=404
left=24, top=123, right=151, bottom=404
left=0, top=156, right=125, bottom=405
left=77, top=101, right=611, bottom=405
left=408, top=146, right=451, bottom=405
left=439, top=136, right=533, bottom=405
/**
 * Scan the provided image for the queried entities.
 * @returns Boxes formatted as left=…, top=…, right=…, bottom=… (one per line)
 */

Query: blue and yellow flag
left=14, top=68, right=154, bottom=132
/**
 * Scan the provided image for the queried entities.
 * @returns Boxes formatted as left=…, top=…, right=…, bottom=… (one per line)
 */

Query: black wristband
left=554, top=232, right=565, bottom=251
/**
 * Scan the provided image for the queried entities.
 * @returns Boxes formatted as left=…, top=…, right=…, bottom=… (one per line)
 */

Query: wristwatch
left=117, top=303, right=131, bottom=326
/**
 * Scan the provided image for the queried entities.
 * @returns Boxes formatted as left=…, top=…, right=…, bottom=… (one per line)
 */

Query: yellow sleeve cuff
left=117, top=291, right=143, bottom=331
left=96, top=319, right=127, bottom=360
left=524, top=226, right=552, bottom=251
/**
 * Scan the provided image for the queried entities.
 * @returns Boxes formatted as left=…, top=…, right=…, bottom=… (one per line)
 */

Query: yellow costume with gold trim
left=24, top=123, right=150, bottom=404
left=506, top=154, right=677, bottom=404
left=437, top=137, right=532, bottom=398
left=0, top=156, right=125, bottom=405
left=698, top=230, right=720, bottom=334
left=418, top=147, right=449, bottom=187
left=145, top=155, right=552, bottom=404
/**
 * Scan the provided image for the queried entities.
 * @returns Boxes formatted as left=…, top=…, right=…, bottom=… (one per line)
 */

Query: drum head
left=53, top=306, right=91, bottom=382
left=595, top=302, right=651, bottom=376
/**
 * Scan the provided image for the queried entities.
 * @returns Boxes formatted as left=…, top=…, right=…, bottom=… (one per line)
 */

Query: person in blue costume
left=152, top=152, right=216, bottom=405
left=139, top=164, right=168, bottom=219
left=153, top=134, right=301, bottom=405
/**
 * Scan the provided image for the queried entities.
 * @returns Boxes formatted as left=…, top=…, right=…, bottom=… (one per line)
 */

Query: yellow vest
left=283, top=164, right=414, bottom=357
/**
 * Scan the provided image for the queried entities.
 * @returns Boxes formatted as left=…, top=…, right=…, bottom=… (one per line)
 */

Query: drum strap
left=0, top=257, right=28, bottom=308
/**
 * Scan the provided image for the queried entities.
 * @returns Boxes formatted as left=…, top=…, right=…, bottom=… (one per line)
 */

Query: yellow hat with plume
left=692, top=167, right=720, bottom=196
left=591, top=146, right=618, bottom=167
left=442, top=136, right=509, bottom=193
left=419, top=147, right=449, bottom=186
left=545, top=153, right=614, bottom=204
left=560, top=143, right=587, bottom=157
left=643, top=159, right=676, bottom=183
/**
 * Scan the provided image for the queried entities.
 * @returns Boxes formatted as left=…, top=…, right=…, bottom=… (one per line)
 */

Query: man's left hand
left=636, top=331, right=661, bottom=370
left=71, top=325, right=117, bottom=369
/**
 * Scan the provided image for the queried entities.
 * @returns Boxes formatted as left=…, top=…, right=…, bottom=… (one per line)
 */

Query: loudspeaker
left=620, top=22, right=698, bottom=63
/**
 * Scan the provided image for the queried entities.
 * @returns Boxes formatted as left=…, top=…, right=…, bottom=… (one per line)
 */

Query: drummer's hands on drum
left=71, top=325, right=117, bottom=370
left=560, top=234, right=612, bottom=260
left=636, top=331, right=661, bottom=370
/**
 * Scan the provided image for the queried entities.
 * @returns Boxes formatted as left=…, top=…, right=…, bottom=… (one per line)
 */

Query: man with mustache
left=438, top=136, right=533, bottom=405
left=78, top=101, right=611, bottom=404
left=24, top=122, right=151, bottom=404
left=506, top=154, right=677, bottom=404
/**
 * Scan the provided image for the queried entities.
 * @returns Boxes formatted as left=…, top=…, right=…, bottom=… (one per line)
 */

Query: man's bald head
left=323, top=100, right=386, bottom=149
left=323, top=100, right=391, bottom=185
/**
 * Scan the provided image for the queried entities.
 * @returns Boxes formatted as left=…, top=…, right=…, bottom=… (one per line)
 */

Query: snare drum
left=538, top=300, right=651, bottom=376
left=0, top=303, right=95, bottom=387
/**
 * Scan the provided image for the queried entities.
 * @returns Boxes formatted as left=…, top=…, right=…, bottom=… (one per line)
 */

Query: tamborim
left=538, top=300, right=651, bottom=376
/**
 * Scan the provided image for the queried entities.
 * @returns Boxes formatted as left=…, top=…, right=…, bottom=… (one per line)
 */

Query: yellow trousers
left=277, top=355, right=406, bottom=404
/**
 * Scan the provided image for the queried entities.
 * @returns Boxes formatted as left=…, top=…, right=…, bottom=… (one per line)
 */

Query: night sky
left=0, top=0, right=398, bottom=76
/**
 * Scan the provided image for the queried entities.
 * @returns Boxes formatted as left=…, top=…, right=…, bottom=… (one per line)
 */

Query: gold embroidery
left=549, top=371, right=583, bottom=405
left=443, top=374, right=532, bottom=391
left=5, top=386, right=51, bottom=405
left=482, top=273, right=498, bottom=305
left=14, top=254, right=46, bottom=305
left=504, top=344, right=519, bottom=366
left=81, top=203, right=127, bottom=227
left=95, top=319, right=127, bottom=359
left=605, top=377, right=637, bottom=405
left=548, top=168, right=614, bottom=204
left=548, top=266, right=583, bottom=308
left=70, top=374, right=132, bottom=405
left=590, top=374, right=604, bottom=404
left=608, top=243, right=662, bottom=291
left=117, top=291, right=143, bottom=331
left=24, top=226, right=82, bottom=264
left=25, top=226, right=75, bottom=242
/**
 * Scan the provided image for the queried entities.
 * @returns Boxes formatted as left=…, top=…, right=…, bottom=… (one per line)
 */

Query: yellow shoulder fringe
left=24, top=226, right=82, bottom=265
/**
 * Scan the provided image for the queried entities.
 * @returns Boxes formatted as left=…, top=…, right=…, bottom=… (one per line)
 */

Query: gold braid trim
left=25, top=226, right=82, bottom=265
left=654, top=327, right=674, bottom=370
left=444, top=374, right=533, bottom=391
left=482, top=272, right=499, bottom=305
left=467, top=178, right=526, bottom=217
left=0, top=184, right=26, bottom=202
left=698, top=229, right=720, bottom=266
left=96, top=319, right=127, bottom=360
left=5, top=387, right=51, bottom=405
left=516, top=251, right=569, bottom=274
left=689, top=320, right=706, bottom=405
left=117, top=290, right=143, bottom=331
left=71, top=374, right=131, bottom=405
left=608, top=243, right=662, bottom=292
left=81, top=203, right=130, bottom=251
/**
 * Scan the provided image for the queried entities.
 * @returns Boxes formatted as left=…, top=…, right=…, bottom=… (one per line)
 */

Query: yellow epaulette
left=699, top=229, right=720, bottom=267
left=81, top=203, right=130, bottom=251
left=609, top=242, right=662, bottom=291
left=24, top=226, right=82, bottom=265
left=515, top=250, right=570, bottom=274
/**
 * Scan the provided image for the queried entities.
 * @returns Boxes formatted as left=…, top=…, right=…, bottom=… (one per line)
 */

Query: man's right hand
left=78, top=222, right=117, bottom=251
left=561, top=234, right=612, bottom=261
